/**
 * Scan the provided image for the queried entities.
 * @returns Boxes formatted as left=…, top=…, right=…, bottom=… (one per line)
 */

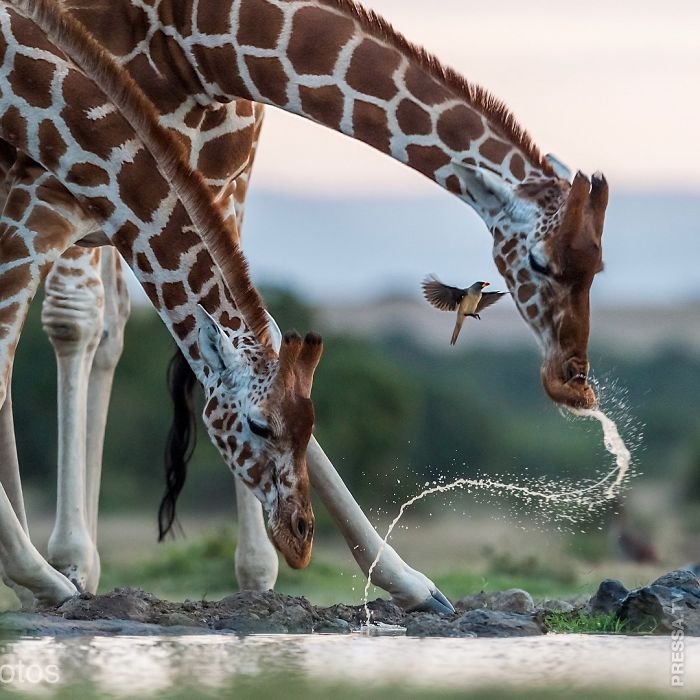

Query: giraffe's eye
left=247, top=417, right=272, bottom=440
left=529, top=250, right=552, bottom=277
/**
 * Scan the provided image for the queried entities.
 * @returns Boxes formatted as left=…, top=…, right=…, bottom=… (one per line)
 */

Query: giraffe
left=0, top=0, right=609, bottom=611
left=0, top=101, right=270, bottom=599
left=0, top=0, right=324, bottom=604
left=55, top=0, right=606, bottom=407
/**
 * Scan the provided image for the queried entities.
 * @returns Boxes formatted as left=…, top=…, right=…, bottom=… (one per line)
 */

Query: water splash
left=362, top=405, right=635, bottom=626
left=569, top=408, right=631, bottom=497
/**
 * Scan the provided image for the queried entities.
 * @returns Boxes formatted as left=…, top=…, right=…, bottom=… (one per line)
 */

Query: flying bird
left=422, top=275, right=507, bottom=345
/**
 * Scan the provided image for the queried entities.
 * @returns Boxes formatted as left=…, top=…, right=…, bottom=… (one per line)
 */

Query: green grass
left=545, top=611, right=627, bottom=634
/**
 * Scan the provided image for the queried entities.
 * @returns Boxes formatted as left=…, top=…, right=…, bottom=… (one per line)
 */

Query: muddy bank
left=1, top=568, right=697, bottom=638
left=0, top=588, right=545, bottom=638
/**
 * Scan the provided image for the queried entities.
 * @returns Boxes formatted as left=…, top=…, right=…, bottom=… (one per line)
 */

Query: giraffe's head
left=457, top=161, right=608, bottom=409
left=196, top=308, right=322, bottom=569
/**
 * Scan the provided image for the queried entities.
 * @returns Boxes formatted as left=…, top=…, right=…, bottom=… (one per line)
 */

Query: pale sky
left=251, top=0, right=700, bottom=195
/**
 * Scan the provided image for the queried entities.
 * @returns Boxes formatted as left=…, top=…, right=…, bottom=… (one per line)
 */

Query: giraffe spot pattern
left=299, top=85, right=345, bottom=130
left=404, top=65, right=451, bottom=105
left=437, top=105, right=484, bottom=151
left=197, top=127, right=254, bottom=180
left=480, top=138, right=511, bottom=164
left=245, top=56, right=288, bottom=106
left=0, top=107, right=28, bottom=152
left=66, top=162, right=110, bottom=187
left=346, top=40, right=400, bottom=101
left=396, top=99, right=432, bottom=136
left=162, top=281, right=188, bottom=310
left=117, top=149, right=171, bottom=222
left=237, top=0, right=283, bottom=49
left=287, top=7, right=355, bottom=76
left=0, top=263, right=31, bottom=296
left=518, top=284, right=536, bottom=303
left=406, top=144, right=451, bottom=177
left=173, top=315, right=195, bottom=340
left=353, top=100, right=391, bottom=153
left=38, top=120, right=67, bottom=171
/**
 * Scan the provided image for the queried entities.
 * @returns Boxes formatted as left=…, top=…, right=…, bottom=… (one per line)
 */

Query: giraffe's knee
left=42, top=264, right=105, bottom=352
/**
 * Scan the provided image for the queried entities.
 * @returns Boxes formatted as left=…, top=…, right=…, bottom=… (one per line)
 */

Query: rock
left=589, top=579, right=629, bottom=616
left=652, top=569, right=700, bottom=592
left=313, top=617, right=352, bottom=634
left=456, top=589, right=534, bottom=614
left=405, top=609, right=543, bottom=638
left=619, top=570, right=700, bottom=635
left=541, top=599, right=575, bottom=613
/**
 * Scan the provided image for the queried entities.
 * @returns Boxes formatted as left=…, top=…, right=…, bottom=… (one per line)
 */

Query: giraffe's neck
left=152, top=0, right=553, bottom=214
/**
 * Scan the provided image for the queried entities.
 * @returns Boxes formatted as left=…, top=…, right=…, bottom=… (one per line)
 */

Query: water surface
left=0, top=633, right=697, bottom=696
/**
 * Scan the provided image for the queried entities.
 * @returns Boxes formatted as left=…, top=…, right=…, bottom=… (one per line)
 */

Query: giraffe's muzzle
left=541, top=356, right=597, bottom=409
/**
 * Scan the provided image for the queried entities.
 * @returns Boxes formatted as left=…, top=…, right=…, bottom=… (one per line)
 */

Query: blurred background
left=5, top=0, right=700, bottom=607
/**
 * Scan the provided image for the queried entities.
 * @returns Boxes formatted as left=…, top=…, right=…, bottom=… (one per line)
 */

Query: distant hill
left=314, top=297, right=700, bottom=354
left=241, top=189, right=700, bottom=306
left=123, top=189, right=700, bottom=339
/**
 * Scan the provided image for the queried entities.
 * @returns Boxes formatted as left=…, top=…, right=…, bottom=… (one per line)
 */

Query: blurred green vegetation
left=11, top=285, right=700, bottom=523
left=96, top=526, right=587, bottom=605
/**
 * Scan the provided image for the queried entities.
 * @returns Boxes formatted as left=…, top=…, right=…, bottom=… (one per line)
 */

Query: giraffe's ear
left=195, top=304, right=239, bottom=374
left=453, top=163, right=529, bottom=224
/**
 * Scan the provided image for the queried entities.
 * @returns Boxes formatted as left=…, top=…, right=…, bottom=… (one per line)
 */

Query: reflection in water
left=0, top=634, right=697, bottom=695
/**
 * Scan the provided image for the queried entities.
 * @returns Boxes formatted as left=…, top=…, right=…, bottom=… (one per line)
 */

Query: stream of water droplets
left=362, top=405, right=634, bottom=625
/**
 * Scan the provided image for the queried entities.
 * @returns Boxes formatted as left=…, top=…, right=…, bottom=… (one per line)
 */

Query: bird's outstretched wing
left=477, top=291, right=508, bottom=313
left=421, top=275, right=466, bottom=312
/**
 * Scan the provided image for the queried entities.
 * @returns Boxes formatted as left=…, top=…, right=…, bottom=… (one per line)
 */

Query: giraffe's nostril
left=564, top=359, right=588, bottom=383
left=292, top=513, right=313, bottom=540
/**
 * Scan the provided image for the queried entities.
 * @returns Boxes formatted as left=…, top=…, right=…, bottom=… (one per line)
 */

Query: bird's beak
left=483, top=282, right=490, bottom=288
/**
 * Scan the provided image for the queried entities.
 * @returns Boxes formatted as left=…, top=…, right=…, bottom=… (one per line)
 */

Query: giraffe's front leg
left=43, top=248, right=105, bottom=593
left=234, top=475, right=278, bottom=591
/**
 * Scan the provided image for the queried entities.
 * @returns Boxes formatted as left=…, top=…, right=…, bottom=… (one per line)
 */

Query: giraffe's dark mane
left=319, top=0, right=554, bottom=175
left=7, top=0, right=270, bottom=345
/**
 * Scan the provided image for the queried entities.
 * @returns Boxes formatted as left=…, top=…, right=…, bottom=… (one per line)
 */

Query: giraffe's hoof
left=405, top=587, right=454, bottom=615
